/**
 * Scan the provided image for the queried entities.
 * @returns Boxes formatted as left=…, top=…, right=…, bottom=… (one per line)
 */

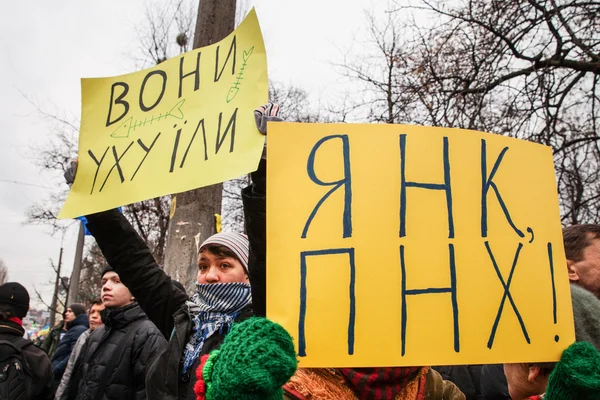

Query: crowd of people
left=1, top=105, right=599, bottom=399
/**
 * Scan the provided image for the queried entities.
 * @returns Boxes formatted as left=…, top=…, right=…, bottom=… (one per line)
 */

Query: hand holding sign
left=59, top=10, right=268, bottom=219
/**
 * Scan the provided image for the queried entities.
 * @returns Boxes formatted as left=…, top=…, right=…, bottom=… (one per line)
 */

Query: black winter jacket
left=63, top=302, right=166, bottom=400
left=51, top=313, right=89, bottom=378
left=0, top=321, right=54, bottom=399
left=85, top=198, right=261, bottom=400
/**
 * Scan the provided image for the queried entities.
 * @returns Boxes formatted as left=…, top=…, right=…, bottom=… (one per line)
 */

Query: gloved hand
left=64, top=160, right=78, bottom=188
left=194, top=317, right=297, bottom=400
left=254, top=103, right=283, bottom=160
left=254, top=103, right=282, bottom=135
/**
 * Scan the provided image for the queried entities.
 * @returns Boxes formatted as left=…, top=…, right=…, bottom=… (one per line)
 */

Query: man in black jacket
left=51, top=303, right=88, bottom=386
left=63, top=267, right=166, bottom=400
left=0, top=282, right=54, bottom=399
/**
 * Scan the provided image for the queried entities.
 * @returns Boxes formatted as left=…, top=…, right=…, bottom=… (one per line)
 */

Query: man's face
left=568, top=236, right=600, bottom=298
left=64, top=308, right=75, bottom=323
left=196, top=250, right=248, bottom=284
left=101, top=271, right=134, bottom=308
left=88, top=303, right=105, bottom=331
left=503, top=364, right=546, bottom=400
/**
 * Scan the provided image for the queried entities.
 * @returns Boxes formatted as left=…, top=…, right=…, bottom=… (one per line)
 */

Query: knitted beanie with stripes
left=199, top=232, right=249, bottom=273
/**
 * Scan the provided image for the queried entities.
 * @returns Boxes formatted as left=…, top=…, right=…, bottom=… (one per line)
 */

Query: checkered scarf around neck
left=182, top=282, right=252, bottom=374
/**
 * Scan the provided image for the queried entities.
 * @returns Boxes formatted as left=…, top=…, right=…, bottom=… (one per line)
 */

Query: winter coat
left=433, top=365, right=483, bottom=400
left=571, top=283, right=600, bottom=350
left=51, top=313, right=89, bottom=378
left=55, top=329, right=90, bottom=399
left=85, top=209, right=254, bottom=400
left=41, top=323, right=64, bottom=359
left=283, top=367, right=465, bottom=400
left=63, top=302, right=166, bottom=400
left=0, top=320, right=54, bottom=399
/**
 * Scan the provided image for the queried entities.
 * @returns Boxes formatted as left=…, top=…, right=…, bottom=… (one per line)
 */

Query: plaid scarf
left=339, top=367, right=421, bottom=400
left=182, top=282, right=252, bottom=374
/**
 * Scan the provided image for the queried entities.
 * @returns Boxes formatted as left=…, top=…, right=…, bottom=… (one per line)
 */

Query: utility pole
left=49, top=246, right=63, bottom=328
left=67, top=222, right=85, bottom=305
left=163, top=0, right=237, bottom=293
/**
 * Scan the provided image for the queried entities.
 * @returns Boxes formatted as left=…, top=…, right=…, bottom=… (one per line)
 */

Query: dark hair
left=199, top=244, right=240, bottom=261
left=89, top=298, right=102, bottom=313
left=0, top=307, right=14, bottom=321
left=563, top=224, right=600, bottom=261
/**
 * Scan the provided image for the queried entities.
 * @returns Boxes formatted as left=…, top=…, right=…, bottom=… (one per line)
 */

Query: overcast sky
left=0, top=0, right=386, bottom=308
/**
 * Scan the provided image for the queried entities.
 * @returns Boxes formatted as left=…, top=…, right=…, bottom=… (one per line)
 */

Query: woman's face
left=196, top=249, right=248, bottom=284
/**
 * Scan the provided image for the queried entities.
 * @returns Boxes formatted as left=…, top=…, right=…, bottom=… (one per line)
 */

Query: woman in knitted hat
left=504, top=341, right=600, bottom=399
left=71, top=104, right=283, bottom=400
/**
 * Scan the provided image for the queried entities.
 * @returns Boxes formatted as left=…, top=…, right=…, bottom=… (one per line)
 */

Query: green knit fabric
left=204, top=317, right=298, bottom=400
left=546, top=341, right=600, bottom=400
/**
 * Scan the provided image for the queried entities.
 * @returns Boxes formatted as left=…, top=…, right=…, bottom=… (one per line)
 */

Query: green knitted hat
left=195, top=317, right=298, bottom=400
left=546, top=341, right=600, bottom=399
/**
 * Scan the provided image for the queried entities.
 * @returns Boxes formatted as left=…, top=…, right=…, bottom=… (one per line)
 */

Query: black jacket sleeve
left=85, top=209, right=188, bottom=338
left=242, top=158, right=267, bottom=317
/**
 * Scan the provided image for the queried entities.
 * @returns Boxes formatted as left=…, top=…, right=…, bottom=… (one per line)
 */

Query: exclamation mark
left=547, top=242, right=559, bottom=342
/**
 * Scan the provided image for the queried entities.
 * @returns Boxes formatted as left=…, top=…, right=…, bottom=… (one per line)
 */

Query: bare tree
left=76, top=242, right=108, bottom=307
left=133, top=0, right=198, bottom=67
left=339, top=0, right=600, bottom=224
left=0, top=259, right=8, bottom=285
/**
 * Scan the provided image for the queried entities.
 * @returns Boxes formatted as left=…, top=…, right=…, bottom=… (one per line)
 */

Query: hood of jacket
left=67, top=313, right=90, bottom=330
left=102, top=301, right=147, bottom=329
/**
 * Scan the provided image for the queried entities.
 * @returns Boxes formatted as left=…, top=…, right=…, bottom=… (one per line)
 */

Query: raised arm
left=242, top=103, right=281, bottom=317
left=85, top=208, right=187, bottom=337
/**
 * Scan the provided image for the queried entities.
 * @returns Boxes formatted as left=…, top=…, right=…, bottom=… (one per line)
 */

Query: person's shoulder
left=21, top=338, right=51, bottom=366
left=132, top=318, right=163, bottom=337
left=68, top=324, right=88, bottom=339
left=571, top=284, right=600, bottom=309
left=86, top=326, right=105, bottom=344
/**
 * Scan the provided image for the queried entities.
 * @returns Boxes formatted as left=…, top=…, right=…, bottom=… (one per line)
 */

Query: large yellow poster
left=267, top=122, right=575, bottom=367
left=59, top=10, right=267, bottom=219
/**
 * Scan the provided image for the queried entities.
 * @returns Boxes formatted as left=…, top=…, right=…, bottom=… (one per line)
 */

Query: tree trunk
left=163, top=0, right=237, bottom=294
left=67, top=222, right=85, bottom=305
left=49, top=247, right=63, bottom=327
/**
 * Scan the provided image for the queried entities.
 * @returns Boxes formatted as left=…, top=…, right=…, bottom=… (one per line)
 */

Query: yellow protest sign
left=59, top=9, right=267, bottom=219
left=267, top=122, right=575, bottom=367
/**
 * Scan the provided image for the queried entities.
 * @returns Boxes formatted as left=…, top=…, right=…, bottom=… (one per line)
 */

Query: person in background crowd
left=503, top=341, right=600, bottom=399
left=55, top=298, right=105, bottom=399
left=564, top=224, right=600, bottom=299
left=63, top=267, right=166, bottom=400
left=41, top=312, right=67, bottom=358
left=51, top=303, right=88, bottom=387
left=0, top=282, right=54, bottom=399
